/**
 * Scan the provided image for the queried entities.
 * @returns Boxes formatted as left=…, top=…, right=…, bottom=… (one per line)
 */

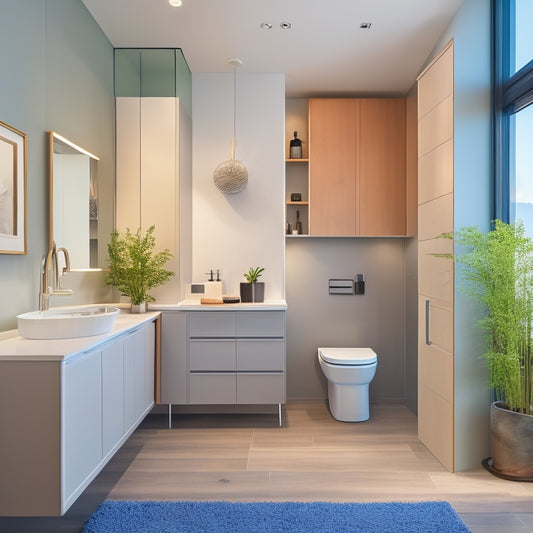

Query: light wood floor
left=2, top=401, right=532, bottom=533
left=107, top=401, right=533, bottom=532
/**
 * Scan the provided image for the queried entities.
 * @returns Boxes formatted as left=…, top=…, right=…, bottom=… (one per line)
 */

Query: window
left=513, top=0, right=533, bottom=74
left=494, top=0, right=533, bottom=235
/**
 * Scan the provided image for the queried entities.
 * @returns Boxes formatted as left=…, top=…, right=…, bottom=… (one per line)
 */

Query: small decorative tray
left=223, top=296, right=241, bottom=304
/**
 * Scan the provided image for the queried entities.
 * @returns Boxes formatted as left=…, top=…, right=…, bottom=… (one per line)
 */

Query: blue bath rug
left=83, top=500, right=470, bottom=533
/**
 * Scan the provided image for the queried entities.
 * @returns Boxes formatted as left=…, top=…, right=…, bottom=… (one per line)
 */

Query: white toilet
left=318, top=347, right=377, bottom=422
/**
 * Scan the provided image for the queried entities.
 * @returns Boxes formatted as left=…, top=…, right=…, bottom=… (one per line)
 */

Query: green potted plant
left=240, top=266, right=265, bottom=303
left=105, top=225, right=174, bottom=313
left=445, top=219, right=533, bottom=480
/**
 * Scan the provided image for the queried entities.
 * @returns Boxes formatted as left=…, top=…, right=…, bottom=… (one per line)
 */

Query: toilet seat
left=319, top=347, right=377, bottom=365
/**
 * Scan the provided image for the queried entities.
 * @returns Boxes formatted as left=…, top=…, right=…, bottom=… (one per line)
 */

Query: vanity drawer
left=189, top=373, right=236, bottom=404
left=189, top=312, right=235, bottom=338
left=237, top=373, right=286, bottom=404
left=236, top=311, right=285, bottom=337
left=189, top=340, right=235, bottom=371
left=237, top=340, right=285, bottom=371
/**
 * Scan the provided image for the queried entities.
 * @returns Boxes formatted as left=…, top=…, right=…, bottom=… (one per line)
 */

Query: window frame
left=494, top=0, right=533, bottom=222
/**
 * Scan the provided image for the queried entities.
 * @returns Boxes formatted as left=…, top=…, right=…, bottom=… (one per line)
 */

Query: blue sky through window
left=514, top=0, right=533, bottom=73
left=511, top=0, right=533, bottom=236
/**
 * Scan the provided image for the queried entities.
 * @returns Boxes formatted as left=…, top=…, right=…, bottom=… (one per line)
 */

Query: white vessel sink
left=17, top=306, right=120, bottom=340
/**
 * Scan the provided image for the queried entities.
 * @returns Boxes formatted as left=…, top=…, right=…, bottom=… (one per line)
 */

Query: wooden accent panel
left=406, top=91, right=419, bottom=236
left=154, top=315, right=161, bottom=404
left=359, top=98, right=407, bottom=236
left=309, top=99, right=359, bottom=236
left=418, top=192, right=453, bottom=242
left=418, top=384, right=454, bottom=472
left=418, top=95, right=453, bottom=157
left=418, top=41, right=454, bottom=119
left=418, top=296, right=454, bottom=402
left=419, top=140, right=454, bottom=205
left=418, top=238, right=453, bottom=306
left=419, top=297, right=454, bottom=354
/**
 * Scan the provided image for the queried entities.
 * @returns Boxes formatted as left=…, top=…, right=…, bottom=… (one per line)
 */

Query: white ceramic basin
left=17, top=306, right=120, bottom=340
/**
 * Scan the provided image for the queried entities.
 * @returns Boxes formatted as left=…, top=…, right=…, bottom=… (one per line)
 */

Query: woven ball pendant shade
left=214, top=59, right=248, bottom=194
left=214, top=158, right=248, bottom=194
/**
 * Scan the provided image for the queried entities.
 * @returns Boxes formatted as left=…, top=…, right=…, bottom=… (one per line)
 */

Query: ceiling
left=81, top=0, right=465, bottom=98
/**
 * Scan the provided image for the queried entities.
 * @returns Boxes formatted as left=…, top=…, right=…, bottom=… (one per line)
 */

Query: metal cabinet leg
left=168, top=404, right=172, bottom=429
left=278, top=403, right=282, bottom=427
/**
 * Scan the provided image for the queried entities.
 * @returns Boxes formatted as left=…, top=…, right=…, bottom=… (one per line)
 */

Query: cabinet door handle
left=425, top=299, right=432, bottom=345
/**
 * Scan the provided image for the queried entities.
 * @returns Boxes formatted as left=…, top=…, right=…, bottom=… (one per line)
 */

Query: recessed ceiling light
left=280, top=22, right=292, bottom=30
left=360, top=22, right=372, bottom=29
left=260, top=22, right=273, bottom=30
left=169, top=0, right=182, bottom=6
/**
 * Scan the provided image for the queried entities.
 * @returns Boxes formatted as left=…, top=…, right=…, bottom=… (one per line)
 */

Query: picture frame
left=0, top=120, right=27, bottom=254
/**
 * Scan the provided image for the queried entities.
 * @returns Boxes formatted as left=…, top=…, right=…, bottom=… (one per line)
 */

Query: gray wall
left=0, top=0, right=114, bottom=330
left=286, top=238, right=408, bottom=403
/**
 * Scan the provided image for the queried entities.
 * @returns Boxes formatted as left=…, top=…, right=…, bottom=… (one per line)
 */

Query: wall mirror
left=48, top=131, right=102, bottom=270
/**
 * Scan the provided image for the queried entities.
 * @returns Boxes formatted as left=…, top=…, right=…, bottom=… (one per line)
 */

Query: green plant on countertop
left=439, top=219, right=533, bottom=415
left=243, top=266, right=264, bottom=283
left=105, top=225, right=174, bottom=305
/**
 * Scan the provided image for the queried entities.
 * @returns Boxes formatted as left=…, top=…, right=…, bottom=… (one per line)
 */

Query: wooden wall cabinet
left=359, top=99, right=407, bottom=236
left=309, top=99, right=359, bottom=236
left=307, top=98, right=407, bottom=237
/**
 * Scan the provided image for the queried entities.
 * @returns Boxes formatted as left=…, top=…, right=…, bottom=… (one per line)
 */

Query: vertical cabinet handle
left=425, top=299, right=432, bottom=345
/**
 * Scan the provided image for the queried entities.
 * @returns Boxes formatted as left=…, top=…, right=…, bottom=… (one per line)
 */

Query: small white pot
left=131, top=302, right=146, bottom=314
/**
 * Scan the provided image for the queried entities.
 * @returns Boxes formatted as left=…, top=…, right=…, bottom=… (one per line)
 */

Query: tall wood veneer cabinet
left=308, top=98, right=407, bottom=236
left=0, top=316, right=158, bottom=516
left=417, top=41, right=454, bottom=472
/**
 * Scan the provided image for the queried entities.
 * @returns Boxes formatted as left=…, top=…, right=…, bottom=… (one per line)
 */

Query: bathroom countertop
left=0, top=309, right=160, bottom=362
left=151, top=300, right=288, bottom=311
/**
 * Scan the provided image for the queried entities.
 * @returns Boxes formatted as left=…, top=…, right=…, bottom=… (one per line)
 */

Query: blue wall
left=0, top=0, right=114, bottom=330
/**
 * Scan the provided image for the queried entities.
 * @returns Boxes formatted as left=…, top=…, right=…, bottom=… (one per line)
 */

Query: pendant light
left=213, top=58, right=248, bottom=194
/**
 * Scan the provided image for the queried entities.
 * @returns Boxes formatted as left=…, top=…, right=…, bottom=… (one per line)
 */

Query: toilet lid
left=319, top=347, right=377, bottom=365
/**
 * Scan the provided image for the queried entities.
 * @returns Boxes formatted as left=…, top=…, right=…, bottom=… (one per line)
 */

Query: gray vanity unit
left=160, top=303, right=287, bottom=426
left=0, top=312, right=159, bottom=517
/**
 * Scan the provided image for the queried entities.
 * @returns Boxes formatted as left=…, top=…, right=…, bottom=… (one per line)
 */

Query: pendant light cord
left=232, top=64, right=237, bottom=160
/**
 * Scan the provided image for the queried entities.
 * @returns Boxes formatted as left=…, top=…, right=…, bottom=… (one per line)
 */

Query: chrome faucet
left=40, top=242, right=73, bottom=311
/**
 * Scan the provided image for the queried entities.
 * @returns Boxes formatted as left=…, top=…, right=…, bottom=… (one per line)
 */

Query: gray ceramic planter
left=240, top=282, right=264, bottom=303
left=490, top=401, right=533, bottom=480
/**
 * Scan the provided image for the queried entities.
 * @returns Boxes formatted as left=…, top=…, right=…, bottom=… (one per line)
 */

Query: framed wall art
left=0, top=120, right=27, bottom=254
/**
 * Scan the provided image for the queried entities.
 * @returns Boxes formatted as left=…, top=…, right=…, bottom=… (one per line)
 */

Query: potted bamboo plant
left=105, top=225, right=174, bottom=313
left=240, top=266, right=265, bottom=303
left=448, top=219, right=533, bottom=480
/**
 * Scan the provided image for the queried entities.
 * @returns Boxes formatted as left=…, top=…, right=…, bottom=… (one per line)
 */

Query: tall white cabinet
left=116, top=96, right=192, bottom=303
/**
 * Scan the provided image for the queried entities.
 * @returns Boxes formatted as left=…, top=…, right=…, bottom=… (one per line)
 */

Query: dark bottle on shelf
left=290, top=131, right=302, bottom=159
left=296, top=209, right=303, bottom=234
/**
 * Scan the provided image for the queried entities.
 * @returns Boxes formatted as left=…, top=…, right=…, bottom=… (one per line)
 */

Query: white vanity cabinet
left=0, top=314, right=158, bottom=517
left=63, top=348, right=103, bottom=503
left=161, top=308, right=286, bottom=424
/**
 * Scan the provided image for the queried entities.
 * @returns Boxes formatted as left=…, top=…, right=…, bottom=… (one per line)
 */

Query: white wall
left=192, top=73, right=285, bottom=299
